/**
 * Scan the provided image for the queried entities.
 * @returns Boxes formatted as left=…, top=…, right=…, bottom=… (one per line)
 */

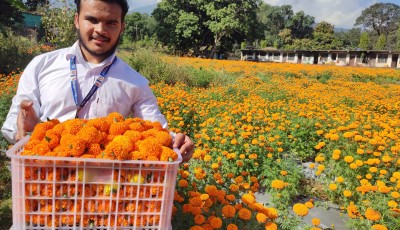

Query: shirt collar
left=65, top=40, right=117, bottom=67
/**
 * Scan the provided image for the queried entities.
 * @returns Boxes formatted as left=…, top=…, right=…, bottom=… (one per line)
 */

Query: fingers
left=16, top=100, right=36, bottom=141
left=173, top=133, right=194, bottom=163
left=20, top=100, right=33, bottom=109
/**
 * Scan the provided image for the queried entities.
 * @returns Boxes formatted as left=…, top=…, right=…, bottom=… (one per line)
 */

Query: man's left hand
left=173, top=133, right=194, bottom=163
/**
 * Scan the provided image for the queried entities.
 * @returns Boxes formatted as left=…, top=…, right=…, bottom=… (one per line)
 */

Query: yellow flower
left=329, top=184, right=337, bottom=190
left=293, top=203, right=309, bottom=217
left=311, top=217, right=320, bottom=226
left=343, top=190, right=352, bottom=197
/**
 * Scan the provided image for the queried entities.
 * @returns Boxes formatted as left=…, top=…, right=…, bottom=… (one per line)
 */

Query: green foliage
left=153, top=0, right=259, bottom=56
left=40, top=0, right=76, bottom=47
left=0, top=29, right=39, bottom=74
left=25, top=0, right=46, bottom=11
left=0, top=0, right=24, bottom=34
left=125, top=50, right=233, bottom=87
left=123, top=12, right=156, bottom=42
left=375, top=34, right=387, bottom=50
left=358, top=31, right=371, bottom=50
left=355, top=3, right=400, bottom=37
left=241, top=41, right=247, bottom=49
left=396, top=26, right=400, bottom=50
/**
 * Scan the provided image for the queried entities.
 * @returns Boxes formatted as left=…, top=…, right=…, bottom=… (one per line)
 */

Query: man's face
left=74, top=0, right=125, bottom=63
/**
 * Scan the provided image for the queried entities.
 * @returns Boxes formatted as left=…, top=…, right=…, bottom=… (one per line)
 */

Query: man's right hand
left=15, top=100, right=39, bottom=142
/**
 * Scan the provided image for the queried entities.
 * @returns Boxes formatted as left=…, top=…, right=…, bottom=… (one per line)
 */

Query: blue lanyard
left=69, top=56, right=117, bottom=118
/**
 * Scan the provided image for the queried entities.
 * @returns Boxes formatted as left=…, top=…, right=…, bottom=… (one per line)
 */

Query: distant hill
left=130, top=3, right=157, bottom=15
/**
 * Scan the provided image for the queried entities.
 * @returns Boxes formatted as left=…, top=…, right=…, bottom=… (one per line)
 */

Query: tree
left=335, top=28, right=361, bottom=49
left=278, top=28, right=293, bottom=49
left=355, top=3, right=400, bottom=36
left=40, top=0, right=76, bottom=47
left=358, top=31, right=371, bottom=50
left=375, top=34, right=387, bottom=50
left=257, top=3, right=293, bottom=40
left=287, top=11, right=315, bottom=39
left=397, top=26, right=400, bottom=50
left=26, top=0, right=47, bottom=12
left=0, top=0, right=25, bottom=34
left=312, top=21, right=342, bottom=50
left=124, top=12, right=156, bottom=42
left=153, top=0, right=260, bottom=56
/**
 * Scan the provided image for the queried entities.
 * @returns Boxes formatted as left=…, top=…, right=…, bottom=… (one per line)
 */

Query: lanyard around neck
left=69, top=56, right=117, bottom=118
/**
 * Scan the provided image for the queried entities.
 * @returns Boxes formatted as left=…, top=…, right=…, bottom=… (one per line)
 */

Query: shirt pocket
left=94, top=98, right=131, bottom=117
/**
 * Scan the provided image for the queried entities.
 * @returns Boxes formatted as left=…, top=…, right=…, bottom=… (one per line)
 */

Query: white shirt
left=1, top=41, right=167, bottom=143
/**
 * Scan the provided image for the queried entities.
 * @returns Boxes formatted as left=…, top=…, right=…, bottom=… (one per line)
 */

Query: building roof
left=22, top=12, right=42, bottom=29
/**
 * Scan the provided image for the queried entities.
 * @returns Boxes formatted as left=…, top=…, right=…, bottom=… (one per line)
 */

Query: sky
left=128, top=0, right=400, bottom=29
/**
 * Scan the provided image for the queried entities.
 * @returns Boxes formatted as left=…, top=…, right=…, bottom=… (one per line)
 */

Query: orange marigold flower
left=311, top=217, right=320, bottom=226
left=31, top=141, right=51, bottom=156
left=256, top=212, right=267, bottom=223
left=210, top=217, right=222, bottom=229
left=178, top=179, right=188, bottom=188
left=104, top=135, right=134, bottom=160
left=189, top=197, right=203, bottom=207
left=109, top=122, right=129, bottom=136
left=238, top=208, right=252, bottom=220
left=242, top=193, right=255, bottom=205
left=293, top=203, right=309, bottom=217
left=205, top=185, right=219, bottom=196
left=63, top=118, right=86, bottom=135
left=189, top=226, right=204, bottom=230
left=222, top=205, right=236, bottom=218
left=267, top=208, right=278, bottom=219
left=160, top=146, right=178, bottom=162
left=137, top=137, right=162, bottom=159
left=155, top=130, right=173, bottom=147
left=194, top=214, right=205, bottom=225
left=271, top=179, right=287, bottom=189
left=107, top=112, right=125, bottom=123
left=265, top=222, right=278, bottom=230
left=86, top=117, right=110, bottom=133
left=124, top=130, right=142, bottom=144
left=226, top=224, right=238, bottom=230
left=365, top=208, right=381, bottom=221
left=371, top=224, right=388, bottom=230
left=59, top=134, right=86, bottom=157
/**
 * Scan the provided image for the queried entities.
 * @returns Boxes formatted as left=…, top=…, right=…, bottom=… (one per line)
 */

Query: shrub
left=0, top=29, right=39, bottom=74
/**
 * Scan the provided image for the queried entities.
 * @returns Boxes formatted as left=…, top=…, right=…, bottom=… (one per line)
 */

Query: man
left=1, top=0, right=194, bottom=161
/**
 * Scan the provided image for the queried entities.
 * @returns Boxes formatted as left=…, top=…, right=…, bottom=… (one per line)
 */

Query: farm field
left=0, top=55, right=400, bottom=230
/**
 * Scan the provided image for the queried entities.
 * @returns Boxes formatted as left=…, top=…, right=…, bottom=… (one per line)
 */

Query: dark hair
left=74, top=0, right=129, bottom=21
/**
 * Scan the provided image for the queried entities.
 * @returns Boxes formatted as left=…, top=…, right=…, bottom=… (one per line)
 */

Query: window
left=377, top=54, right=388, bottom=63
left=320, top=54, right=328, bottom=62
left=273, top=53, right=280, bottom=60
left=287, top=53, right=295, bottom=61
left=338, top=54, right=347, bottom=62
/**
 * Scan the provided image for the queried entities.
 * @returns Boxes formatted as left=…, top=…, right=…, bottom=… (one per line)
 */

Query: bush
left=0, top=29, right=39, bottom=74
left=124, top=49, right=234, bottom=87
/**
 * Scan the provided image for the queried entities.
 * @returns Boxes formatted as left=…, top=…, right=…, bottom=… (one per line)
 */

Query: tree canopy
left=153, top=0, right=260, bottom=56
left=355, top=3, right=400, bottom=36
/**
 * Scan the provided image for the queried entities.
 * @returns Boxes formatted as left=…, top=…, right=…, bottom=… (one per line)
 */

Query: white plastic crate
left=6, top=136, right=181, bottom=230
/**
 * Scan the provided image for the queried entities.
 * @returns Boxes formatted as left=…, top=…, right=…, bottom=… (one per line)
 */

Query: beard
left=77, top=29, right=120, bottom=61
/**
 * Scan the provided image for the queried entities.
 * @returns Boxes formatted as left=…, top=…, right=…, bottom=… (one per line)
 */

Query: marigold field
left=1, top=57, right=400, bottom=230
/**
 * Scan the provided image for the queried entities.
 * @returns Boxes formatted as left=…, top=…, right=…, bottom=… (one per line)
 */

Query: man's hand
left=15, top=100, right=39, bottom=142
left=173, top=133, right=194, bottom=163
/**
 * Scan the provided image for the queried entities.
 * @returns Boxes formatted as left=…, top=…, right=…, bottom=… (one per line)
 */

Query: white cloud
left=263, top=0, right=389, bottom=28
